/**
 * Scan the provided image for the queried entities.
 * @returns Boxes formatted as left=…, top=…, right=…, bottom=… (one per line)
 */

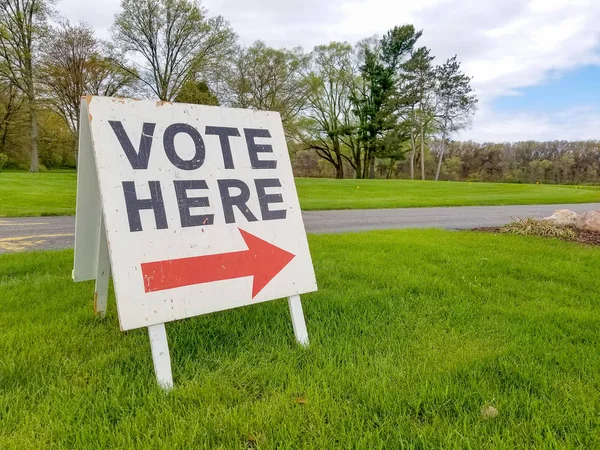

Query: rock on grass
left=481, top=405, right=499, bottom=420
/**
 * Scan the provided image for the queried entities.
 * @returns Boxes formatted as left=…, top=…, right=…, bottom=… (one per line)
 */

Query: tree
left=40, top=20, right=138, bottom=162
left=401, top=46, right=436, bottom=180
left=351, top=25, right=421, bottom=178
left=85, top=50, right=138, bottom=98
left=433, top=55, right=477, bottom=181
left=377, top=120, right=411, bottom=178
left=0, top=81, right=24, bottom=153
left=112, top=0, right=236, bottom=101
left=174, top=78, right=219, bottom=105
left=225, top=41, right=310, bottom=138
left=303, top=42, right=355, bottom=178
left=40, top=21, right=96, bottom=137
left=0, top=0, right=54, bottom=172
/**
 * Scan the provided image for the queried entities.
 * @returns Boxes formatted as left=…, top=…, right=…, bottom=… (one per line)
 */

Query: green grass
left=1, top=230, right=599, bottom=448
left=1, top=171, right=600, bottom=217
left=295, top=178, right=600, bottom=210
left=0, top=171, right=77, bottom=217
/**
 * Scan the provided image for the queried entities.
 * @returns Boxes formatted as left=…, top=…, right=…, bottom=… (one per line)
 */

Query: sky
left=57, top=0, right=600, bottom=143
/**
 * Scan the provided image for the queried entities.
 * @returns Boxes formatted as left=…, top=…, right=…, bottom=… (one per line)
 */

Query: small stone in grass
left=481, top=405, right=498, bottom=420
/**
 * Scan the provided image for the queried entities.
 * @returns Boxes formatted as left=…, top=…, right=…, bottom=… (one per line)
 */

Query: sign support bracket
left=148, top=323, right=173, bottom=390
left=287, top=295, right=309, bottom=346
left=94, top=212, right=110, bottom=317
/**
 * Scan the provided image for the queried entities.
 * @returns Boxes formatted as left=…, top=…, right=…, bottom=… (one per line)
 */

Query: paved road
left=1, top=203, right=599, bottom=254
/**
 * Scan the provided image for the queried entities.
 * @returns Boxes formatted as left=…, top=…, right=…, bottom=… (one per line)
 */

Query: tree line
left=0, top=0, right=594, bottom=185
left=0, top=0, right=479, bottom=176
left=292, top=139, right=600, bottom=184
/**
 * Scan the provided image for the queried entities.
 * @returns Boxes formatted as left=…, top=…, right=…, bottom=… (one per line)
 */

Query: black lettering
left=244, top=128, right=276, bottom=169
left=109, top=121, right=155, bottom=169
left=174, top=180, right=213, bottom=227
left=205, top=126, right=240, bottom=169
left=217, top=179, right=258, bottom=224
left=122, top=181, right=168, bottom=232
left=163, top=123, right=205, bottom=170
left=255, top=178, right=286, bottom=220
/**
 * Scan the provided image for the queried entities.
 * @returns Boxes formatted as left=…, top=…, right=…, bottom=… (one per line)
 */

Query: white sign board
left=73, top=96, right=317, bottom=333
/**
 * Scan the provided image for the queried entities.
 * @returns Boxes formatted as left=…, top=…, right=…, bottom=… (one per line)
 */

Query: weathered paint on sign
left=74, top=96, right=317, bottom=331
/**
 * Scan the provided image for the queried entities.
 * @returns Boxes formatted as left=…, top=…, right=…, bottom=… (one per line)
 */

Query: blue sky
left=494, top=66, right=600, bottom=115
left=58, top=0, right=600, bottom=142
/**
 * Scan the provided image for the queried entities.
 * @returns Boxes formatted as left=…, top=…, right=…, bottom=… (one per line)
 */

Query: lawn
left=0, top=171, right=77, bottom=217
left=1, top=230, right=599, bottom=448
left=1, top=171, right=600, bottom=217
left=295, top=178, right=600, bottom=210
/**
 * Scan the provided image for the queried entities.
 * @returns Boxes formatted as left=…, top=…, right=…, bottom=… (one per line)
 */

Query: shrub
left=501, top=217, right=576, bottom=239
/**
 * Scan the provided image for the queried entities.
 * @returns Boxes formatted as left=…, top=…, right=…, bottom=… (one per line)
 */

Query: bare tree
left=41, top=21, right=95, bottom=137
left=112, top=0, right=236, bottom=101
left=41, top=21, right=138, bottom=141
left=0, top=0, right=54, bottom=172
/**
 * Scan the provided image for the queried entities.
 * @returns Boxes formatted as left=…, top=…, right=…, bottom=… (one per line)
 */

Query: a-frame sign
left=73, top=96, right=317, bottom=389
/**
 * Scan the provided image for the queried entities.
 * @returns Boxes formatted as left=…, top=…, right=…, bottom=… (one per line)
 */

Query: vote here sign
left=73, top=96, right=317, bottom=331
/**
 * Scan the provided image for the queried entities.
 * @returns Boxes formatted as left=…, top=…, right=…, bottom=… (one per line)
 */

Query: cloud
left=203, top=0, right=348, bottom=47
left=335, top=0, right=600, bottom=100
left=55, top=0, right=119, bottom=38
left=461, top=105, right=600, bottom=142
left=55, top=0, right=600, bottom=141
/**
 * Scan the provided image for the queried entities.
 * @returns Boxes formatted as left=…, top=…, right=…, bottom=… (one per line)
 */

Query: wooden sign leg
left=287, top=295, right=309, bottom=346
left=94, top=215, right=110, bottom=317
left=148, top=323, right=174, bottom=390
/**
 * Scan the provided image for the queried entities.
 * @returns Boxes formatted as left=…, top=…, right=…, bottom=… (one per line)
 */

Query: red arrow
left=141, top=228, right=295, bottom=297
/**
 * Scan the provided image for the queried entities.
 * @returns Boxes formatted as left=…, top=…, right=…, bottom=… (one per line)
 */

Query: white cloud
left=55, top=0, right=119, bottom=39
left=55, top=0, right=600, bottom=141
left=460, top=105, right=600, bottom=142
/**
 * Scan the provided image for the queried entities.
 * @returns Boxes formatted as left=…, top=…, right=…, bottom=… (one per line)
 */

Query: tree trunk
left=0, top=113, right=12, bottom=151
left=386, top=158, right=395, bottom=179
left=335, top=164, right=343, bottom=179
left=28, top=94, right=39, bottom=173
left=0, top=124, right=8, bottom=151
left=435, top=140, right=445, bottom=181
left=0, top=89, right=17, bottom=152
left=362, top=145, right=369, bottom=179
left=420, top=120, right=425, bottom=180
left=369, top=131, right=377, bottom=179
left=409, top=130, right=416, bottom=180
left=333, top=138, right=344, bottom=179
left=355, top=155, right=362, bottom=179
left=25, top=51, right=39, bottom=172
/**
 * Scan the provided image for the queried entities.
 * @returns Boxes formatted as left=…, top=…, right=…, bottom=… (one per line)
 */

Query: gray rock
left=544, top=209, right=579, bottom=226
left=576, top=211, right=600, bottom=232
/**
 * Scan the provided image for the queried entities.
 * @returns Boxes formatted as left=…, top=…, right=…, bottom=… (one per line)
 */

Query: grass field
left=1, top=230, right=599, bottom=448
left=1, top=171, right=600, bottom=217
left=296, top=178, right=600, bottom=210
left=0, top=171, right=77, bottom=217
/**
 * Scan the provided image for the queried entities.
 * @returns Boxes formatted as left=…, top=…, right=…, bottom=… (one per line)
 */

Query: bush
left=501, top=217, right=576, bottom=239
left=0, top=153, right=8, bottom=172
